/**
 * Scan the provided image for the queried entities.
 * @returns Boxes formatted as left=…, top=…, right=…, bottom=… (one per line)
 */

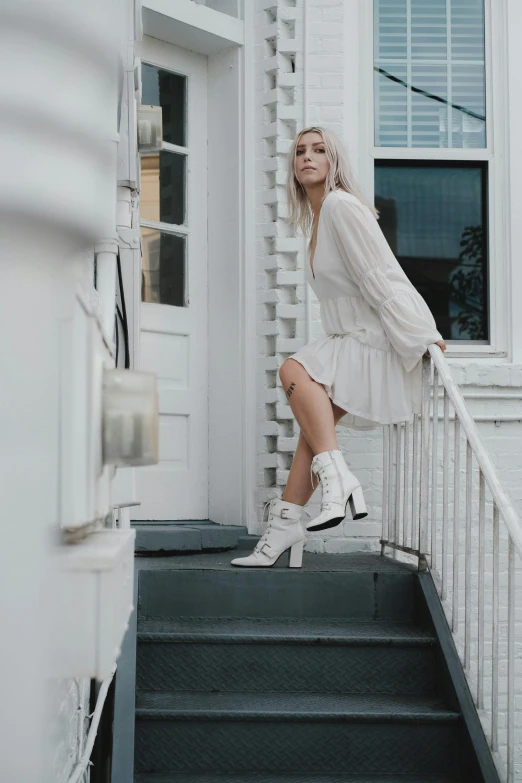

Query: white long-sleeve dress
left=289, top=188, right=443, bottom=430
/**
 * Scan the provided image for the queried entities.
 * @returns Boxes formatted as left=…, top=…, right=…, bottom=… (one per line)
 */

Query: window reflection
left=375, top=161, right=488, bottom=341
left=141, top=228, right=186, bottom=307
left=140, top=152, right=186, bottom=225
left=141, top=63, right=186, bottom=147
left=374, top=0, right=486, bottom=148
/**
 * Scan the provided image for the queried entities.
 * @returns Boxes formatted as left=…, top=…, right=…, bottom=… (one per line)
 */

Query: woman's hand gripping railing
left=381, top=343, right=522, bottom=783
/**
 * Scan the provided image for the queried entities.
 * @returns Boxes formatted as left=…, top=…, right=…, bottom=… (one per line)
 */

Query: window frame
left=361, top=0, right=509, bottom=359
left=138, top=58, right=190, bottom=308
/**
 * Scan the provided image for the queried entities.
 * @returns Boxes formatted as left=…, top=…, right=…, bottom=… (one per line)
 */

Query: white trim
left=205, top=24, right=257, bottom=529
left=161, top=141, right=188, bottom=155
left=304, top=0, right=311, bottom=344
left=366, top=0, right=510, bottom=361
left=142, top=0, right=243, bottom=56
left=371, top=148, right=492, bottom=161
left=240, top=0, right=257, bottom=531
left=140, top=218, right=189, bottom=235
left=505, top=0, right=522, bottom=364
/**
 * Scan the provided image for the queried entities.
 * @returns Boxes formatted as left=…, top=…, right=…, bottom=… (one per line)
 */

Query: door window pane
left=374, top=0, right=486, bottom=148
left=375, top=161, right=488, bottom=341
left=140, top=152, right=186, bottom=225
left=141, top=228, right=186, bottom=307
left=141, top=63, right=186, bottom=147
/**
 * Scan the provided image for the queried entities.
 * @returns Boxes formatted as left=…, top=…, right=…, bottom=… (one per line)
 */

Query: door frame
left=136, top=3, right=257, bottom=530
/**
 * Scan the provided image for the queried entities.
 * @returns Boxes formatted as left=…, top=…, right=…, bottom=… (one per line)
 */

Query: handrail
left=427, top=344, right=522, bottom=560
left=381, top=345, right=521, bottom=783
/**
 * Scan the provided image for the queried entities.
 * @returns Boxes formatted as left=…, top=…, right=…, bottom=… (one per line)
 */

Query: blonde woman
left=232, top=126, right=446, bottom=568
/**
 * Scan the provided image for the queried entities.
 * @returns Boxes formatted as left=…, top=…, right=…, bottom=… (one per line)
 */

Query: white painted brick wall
left=47, top=678, right=90, bottom=783
left=254, top=5, right=522, bottom=775
left=255, top=0, right=386, bottom=549
left=254, top=0, right=522, bottom=546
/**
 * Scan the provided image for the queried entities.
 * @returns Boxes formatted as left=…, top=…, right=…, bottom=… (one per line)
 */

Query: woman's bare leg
left=279, top=358, right=348, bottom=506
left=279, top=358, right=339, bottom=454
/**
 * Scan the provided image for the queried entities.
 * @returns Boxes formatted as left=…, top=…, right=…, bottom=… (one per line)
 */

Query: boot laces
left=310, top=460, right=337, bottom=510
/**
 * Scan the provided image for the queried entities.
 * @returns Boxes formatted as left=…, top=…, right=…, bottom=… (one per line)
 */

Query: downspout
left=95, top=237, right=119, bottom=345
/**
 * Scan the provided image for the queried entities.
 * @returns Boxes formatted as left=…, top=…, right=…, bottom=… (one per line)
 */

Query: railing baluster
left=389, top=424, right=396, bottom=542
left=431, top=367, right=439, bottom=570
left=477, top=470, right=485, bottom=708
left=382, top=426, right=389, bottom=549
left=491, top=503, right=499, bottom=752
left=395, top=423, right=402, bottom=545
left=442, top=388, right=450, bottom=601
left=403, top=421, right=410, bottom=549
left=419, top=358, right=431, bottom=556
left=464, top=439, right=472, bottom=672
left=380, top=345, right=522, bottom=783
left=507, top=536, right=515, bottom=783
left=452, top=417, right=460, bottom=634
left=411, top=413, right=419, bottom=553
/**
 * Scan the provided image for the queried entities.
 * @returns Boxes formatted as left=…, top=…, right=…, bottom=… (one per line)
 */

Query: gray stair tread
left=138, top=617, right=436, bottom=645
left=135, top=551, right=417, bottom=573
left=134, top=523, right=245, bottom=553
left=136, top=691, right=459, bottom=722
left=135, top=775, right=462, bottom=782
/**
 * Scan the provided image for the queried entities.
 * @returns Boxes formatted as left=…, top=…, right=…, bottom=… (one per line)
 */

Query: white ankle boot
left=231, top=497, right=306, bottom=568
left=306, top=449, right=368, bottom=532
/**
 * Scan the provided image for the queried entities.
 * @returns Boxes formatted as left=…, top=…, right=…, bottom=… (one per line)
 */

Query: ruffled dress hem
left=289, top=332, right=422, bottom=431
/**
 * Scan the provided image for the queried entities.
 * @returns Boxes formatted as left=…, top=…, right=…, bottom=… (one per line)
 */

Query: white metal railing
left=381, top=344, right=522, bottom=783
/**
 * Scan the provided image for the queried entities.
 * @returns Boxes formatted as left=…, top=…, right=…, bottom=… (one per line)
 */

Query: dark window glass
left=140, top=152, right=186, bottom=225
left=141, top=229, right=186, bottom=307
left=375, top=161, right=488, bottom=341
left=141, top=63, right=186, bottom=147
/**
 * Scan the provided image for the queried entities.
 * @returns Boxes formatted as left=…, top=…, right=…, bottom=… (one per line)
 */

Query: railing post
left=442, top=388, right=450, bottom=601
left=419, top=356, right=431, bottom=558
left=431, top=367, right=439, bottom=570
left=452, top=417, right=461, bottom=634
left=382, top=426, right=389, bottom=554
left=491, top=503, right=499, bottom=752
left=403, top=421, right=410, bottom=550
left=464, top=439, right=472, bottom=672
left=389, top=424, right=396, bottom=543
left=477, top=470, right=485, bottom=708
left=395, top=423, right=402, bottom=545
left=507, top=536, right=515, bottom=783
left=411, top=413, right=419, bottom=553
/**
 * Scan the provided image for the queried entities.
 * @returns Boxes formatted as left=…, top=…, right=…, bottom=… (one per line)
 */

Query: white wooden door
left=134, top=37, right=208, bottom=520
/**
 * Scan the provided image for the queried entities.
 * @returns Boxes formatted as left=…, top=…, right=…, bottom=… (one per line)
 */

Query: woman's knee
left=279, top=357, right=304, bottom=387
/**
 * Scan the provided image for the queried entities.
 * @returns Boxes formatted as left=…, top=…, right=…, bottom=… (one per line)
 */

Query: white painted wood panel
left=134, top=37, right=208, bottom=520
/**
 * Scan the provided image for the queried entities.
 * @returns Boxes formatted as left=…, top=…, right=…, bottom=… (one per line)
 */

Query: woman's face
left=294, top=131, right=330, bottom=188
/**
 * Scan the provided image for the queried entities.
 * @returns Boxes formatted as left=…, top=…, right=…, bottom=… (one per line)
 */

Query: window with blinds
left=374, top=0, right=486, bottom=148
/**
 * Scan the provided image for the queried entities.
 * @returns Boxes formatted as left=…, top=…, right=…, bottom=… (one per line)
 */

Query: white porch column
left=0, top=3, right=119, bottom=781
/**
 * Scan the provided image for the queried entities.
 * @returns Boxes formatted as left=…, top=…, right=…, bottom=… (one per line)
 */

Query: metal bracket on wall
left=117, top=228, right=140, bottom=249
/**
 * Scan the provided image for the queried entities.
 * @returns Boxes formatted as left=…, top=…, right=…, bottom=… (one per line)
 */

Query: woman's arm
left=328, top=197, right=444, bottom=371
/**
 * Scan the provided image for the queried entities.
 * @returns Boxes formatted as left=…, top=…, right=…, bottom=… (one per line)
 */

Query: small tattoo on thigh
left=285, top=382, right=296, bottom=399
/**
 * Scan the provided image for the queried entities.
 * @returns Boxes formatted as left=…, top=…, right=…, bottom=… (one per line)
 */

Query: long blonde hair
left=286, top=126, right=379, bottom=237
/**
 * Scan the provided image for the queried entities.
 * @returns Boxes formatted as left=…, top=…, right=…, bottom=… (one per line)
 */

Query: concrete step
left=135, top=775, right=463, bottom=783
left=133, top=522, right=248, bottom=554
left=134, top=691, right=462, bottom=776
left=136, top=618, right=438, bottom=695
left=137, top=553, right=418, bottom=623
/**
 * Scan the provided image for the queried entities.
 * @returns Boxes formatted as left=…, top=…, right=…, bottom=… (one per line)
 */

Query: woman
left=232, top=126, right=446, bottom=568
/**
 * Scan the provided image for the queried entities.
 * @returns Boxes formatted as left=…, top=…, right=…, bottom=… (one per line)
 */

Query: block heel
left=348, top=484, right=368, bottom=520
left=288, top=539, right=304, bottom=568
